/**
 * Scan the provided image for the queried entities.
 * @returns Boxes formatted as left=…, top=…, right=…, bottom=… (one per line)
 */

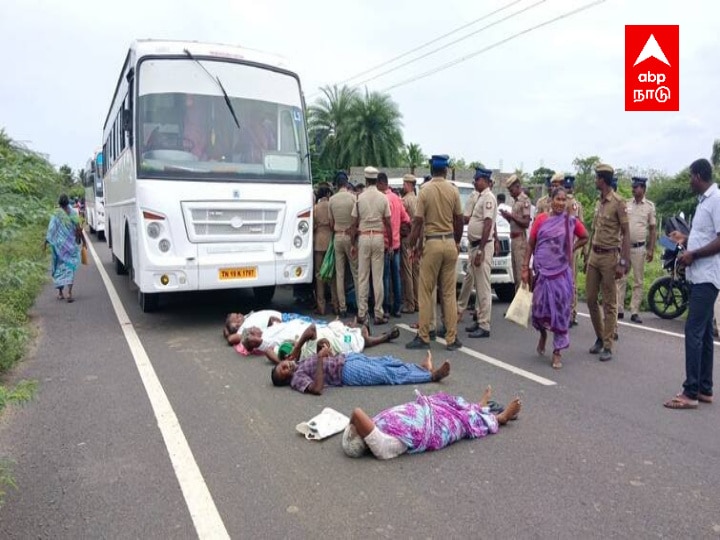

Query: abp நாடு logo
left=625, top=25, right=679, bottom=111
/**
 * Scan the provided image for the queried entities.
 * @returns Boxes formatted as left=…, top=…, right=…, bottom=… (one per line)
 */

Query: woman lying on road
left=241, top=321, right=399, bottom=364
left=223, top=310, right=325, bottom=345
left=342, top=385, right=521, bottom=459
left=521, top=186, right=588, bottom=369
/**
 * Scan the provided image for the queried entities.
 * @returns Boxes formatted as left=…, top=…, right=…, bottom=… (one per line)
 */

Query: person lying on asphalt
left=223, top=310, right=324, bottom=345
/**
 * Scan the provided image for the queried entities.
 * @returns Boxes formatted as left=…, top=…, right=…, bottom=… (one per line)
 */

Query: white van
left=388, top=177, right=515, bottom=302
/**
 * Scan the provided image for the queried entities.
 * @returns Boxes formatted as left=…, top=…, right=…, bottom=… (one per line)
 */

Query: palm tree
left=308, top=85, right=359, bottom=170
left=404, top=143, right=425, bottom=173
left=711, top=139, right=720, bottom=169
left=344, top=89, right=404, bottom=167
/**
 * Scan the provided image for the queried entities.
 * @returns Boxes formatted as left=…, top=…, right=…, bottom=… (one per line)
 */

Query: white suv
left=388, top=177, right=515, bottom=302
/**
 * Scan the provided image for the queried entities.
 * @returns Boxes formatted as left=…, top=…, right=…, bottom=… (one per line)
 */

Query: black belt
left=426, top=233, right=454, bottom=240
left=469, top=239, right=485, bottom=248
left=631, top=241, right=646, bottom=248
left=593, top=246, right=619, bottom=254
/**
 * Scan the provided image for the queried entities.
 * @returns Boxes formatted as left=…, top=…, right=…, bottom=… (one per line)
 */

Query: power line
left=334, top=0, right=526, bottom=87
left=350, top=0, right=547, bottom=88
left=380, top=0, right=607, bottom=92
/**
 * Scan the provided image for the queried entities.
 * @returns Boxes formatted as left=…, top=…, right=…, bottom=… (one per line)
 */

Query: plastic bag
left=505, top=283, right=532, bottom=328
left=295, top=407, right=349, bottom=441
left=81, top=245, right=88, bottom=265
left=319, top=236, right=335, bottom=280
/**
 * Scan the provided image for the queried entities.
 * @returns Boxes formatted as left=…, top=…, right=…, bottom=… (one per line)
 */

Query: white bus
left=84, top=150, right=105, bottom=239
left=102, top=40, right=313, bottom=312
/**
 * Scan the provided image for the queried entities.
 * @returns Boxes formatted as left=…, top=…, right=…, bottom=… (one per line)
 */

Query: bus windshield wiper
left=183, top=48, right=241, bottom=130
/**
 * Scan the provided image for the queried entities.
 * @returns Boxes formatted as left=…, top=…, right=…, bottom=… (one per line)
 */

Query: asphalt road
left=0, top=235, right=719, bottom=539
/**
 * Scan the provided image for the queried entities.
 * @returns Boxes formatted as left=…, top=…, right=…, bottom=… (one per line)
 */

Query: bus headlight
left=159, top=239, right=171, bottom=252
left=293, top=236, right=303, bottom=248
left=298, top=220, right=309, bottom=235
left=147, top=222, right=162, bottom=239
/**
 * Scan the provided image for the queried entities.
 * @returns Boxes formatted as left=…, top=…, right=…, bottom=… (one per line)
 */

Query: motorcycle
left=647, top=215, right=691, bottom=319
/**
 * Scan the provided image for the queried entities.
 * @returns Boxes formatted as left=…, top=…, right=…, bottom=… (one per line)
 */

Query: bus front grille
left=182, top=202, right=284, bottom=242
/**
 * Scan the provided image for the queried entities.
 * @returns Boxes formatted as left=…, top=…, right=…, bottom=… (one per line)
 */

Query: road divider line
left=575, top=312, right=720, bottom=346
left=396, top=323, right=556, bottom=386
left=86, top=237, right=230, bottom=540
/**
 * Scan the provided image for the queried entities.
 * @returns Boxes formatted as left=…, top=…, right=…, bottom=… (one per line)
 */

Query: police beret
left=473, top=167, right=493, bottom=180
left=563, top=175, right=576, bottom=189
left=430, top=154, right=450, bottom=169
left=335, top=171, right=348, bottom=181
left=631, top=176, right=648, bottom=186
left=595, top=163, right=614, bottom=174
left=402, top=173, right=417, bottom=184
left=504, top=174, right=520, bottom=189
left=364, top=166, right=379, bottom=180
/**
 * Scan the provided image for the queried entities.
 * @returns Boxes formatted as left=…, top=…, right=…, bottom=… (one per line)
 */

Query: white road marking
left=86, top=237, right=230, bottom=540
left=576, top=312, right=720, bottom=346
left=396, top=323, right=557, bottom=386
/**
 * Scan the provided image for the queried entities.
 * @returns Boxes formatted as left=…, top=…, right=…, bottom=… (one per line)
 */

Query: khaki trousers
left=511, top=237, right=528, bottom=291
left=586, top=251, right=619, bottom=351
left=616, top=246, right=646, bottom=315
left=469, top=243, right=493, bottom=331
left=314, top=250, right=338, bottom=313
left=418, top=238, right=458, bottom=343
left=333, top=234, right=358, bottom=313
left=401, top=236, right=419, bottom=311
left=456, top=265, right=475, bottom=312
left=357, top=234, right=385, bottom=320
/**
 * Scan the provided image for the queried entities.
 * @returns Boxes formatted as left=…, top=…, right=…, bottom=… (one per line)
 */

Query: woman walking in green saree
left=44, top=194, right=86, bottom=303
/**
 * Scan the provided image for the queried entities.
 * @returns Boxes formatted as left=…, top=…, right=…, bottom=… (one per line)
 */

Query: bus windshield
left=136, top=58, right=310, bottom=183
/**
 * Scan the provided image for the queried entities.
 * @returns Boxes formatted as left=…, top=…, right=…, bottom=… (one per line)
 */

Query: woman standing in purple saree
left=521, top=187, right=588, bottom=369
left=342, top=365, right=522, bottom=460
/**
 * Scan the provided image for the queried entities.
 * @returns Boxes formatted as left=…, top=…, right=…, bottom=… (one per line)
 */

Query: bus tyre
left=138, top=291, right=160, bottom=313
left=89, top=224, right=96, bottom=235
left=494, top=284, right=516, bottom=303
left=113, top=254, right=127, bottom=275
left=253, top=286, right=276, bottom=305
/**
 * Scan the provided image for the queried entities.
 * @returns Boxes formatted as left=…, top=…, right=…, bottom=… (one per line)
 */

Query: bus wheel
left=89, top=224, right=96, bottom=235
left=253, top=286, right=275, bottom=306
left=97, top=231, right=105, bottom=242
left=113, top=254, right=127, bottom=275
left=138, top=290, right=160, bottom=313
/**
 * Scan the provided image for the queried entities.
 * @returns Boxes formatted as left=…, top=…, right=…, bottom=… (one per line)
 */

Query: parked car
left=388, top=177, right=515, bottom=302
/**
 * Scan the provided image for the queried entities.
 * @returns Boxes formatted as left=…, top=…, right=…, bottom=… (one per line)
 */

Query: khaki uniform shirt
left=464, top=191, right=479, bottom=220
left=591, top=190, right=629, bottom=248
left=313, top=199, right=332, bottom=252
left=352, top=185, right=390, bottom=232
left=328, top=190, right=356, bottom=233
left=468, top=187, right=497, bottom=242
left=402, top=191, right=418, bottom=221
left=415, top=177, right=462, bottom=235
left=566, top=194, right=583, bottom=221
left=626, top=197, right=656, bottom=244
left=510, top=192, right=532, bottom=234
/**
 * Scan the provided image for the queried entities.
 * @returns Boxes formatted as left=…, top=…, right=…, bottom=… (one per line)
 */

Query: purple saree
left=531, top=213, right=575, bottom=352
left=372, top=391, right=499, bottom=454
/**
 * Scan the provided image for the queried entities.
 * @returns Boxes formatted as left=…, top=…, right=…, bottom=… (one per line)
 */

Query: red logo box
left=625, top=25, right=679, bottom=111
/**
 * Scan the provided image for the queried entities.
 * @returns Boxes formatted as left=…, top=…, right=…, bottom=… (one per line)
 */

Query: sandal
left=698, top=393, right=714, bottom=404
left=389, top=327, right=400, bottom=340
left=552, top=350, right=562, bottom=369
left=663, top=395, right=698, bottom=410
left=66, top=295, right=74, bottom=303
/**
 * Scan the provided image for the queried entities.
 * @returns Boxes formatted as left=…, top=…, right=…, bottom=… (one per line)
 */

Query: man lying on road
left=270, top=344, right=451, bottom=395
left=223, top=310, right=324, bottom=346
left=242, top=321, right=399, bottom=364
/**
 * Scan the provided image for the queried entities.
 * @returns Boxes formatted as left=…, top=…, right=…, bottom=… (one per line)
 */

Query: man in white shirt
left=664, top=158, right=720, bottom=410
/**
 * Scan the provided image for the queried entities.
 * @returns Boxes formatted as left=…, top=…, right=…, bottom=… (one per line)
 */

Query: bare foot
left=421, top=351, right=433, bottom=371
left=497, top=398, right=522, bottom=425
left=431, top=360, right=450, bottom=382
left=552, top=351, right=562, bottom=369
left=479, top=385, right=493, bottom=407
left=457, top=311, right=464, bottom=323
left=536, top=331, right=547, bottom=356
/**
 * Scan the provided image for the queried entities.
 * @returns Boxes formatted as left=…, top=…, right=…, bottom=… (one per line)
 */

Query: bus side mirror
left=122, top=109, right=133, bottom=132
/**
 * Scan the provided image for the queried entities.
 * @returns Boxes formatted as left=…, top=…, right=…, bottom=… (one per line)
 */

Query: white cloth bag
left=504, top=283, right=533, bottom=328
left=295, top=408, right=350, bottom=441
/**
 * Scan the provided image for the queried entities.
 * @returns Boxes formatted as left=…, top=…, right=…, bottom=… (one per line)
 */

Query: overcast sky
left=1, top=0, right=717, bottom=176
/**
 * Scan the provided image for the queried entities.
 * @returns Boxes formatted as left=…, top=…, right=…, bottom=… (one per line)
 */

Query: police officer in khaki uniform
left=616, top=176, right=656, bottom=324
left=465, top=168, right=496, bottom=338
left=329, top=172, right=359, bottom=317
left=536, top=172, right=564, bottom=214
left=351, top=167, right=391, bottom=325
left=564, top=175, right=584, bottom=325
left=499, top=174, right=531, bottom=291
left=313, top=184, right=338, bottom=315
left=585, top=163, right=631, bottom=362
left=406, top=155, right=463, bottom=350
left=400, top=174, right=420, bottom=313
left=456, top=187, right=480, bottom=321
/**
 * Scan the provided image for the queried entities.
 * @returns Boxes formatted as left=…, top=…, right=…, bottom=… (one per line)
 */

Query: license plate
left=219, top=267, right=257, bottom=280
left=492, top=259, right=507, bottom=268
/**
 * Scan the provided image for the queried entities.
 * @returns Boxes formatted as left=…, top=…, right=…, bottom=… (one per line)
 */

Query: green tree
left=58, top=165, right=74, bottom=188
left=468, top=160, right=485, bottom=170
left=712, top=139, right=720, bottom=168
left=572, top=155, right=602, bottom=201
left=404, top=142, right=425, bottom=173
left=647, top=169, right=695, bottom=225
left=77, top=168, right=86, bottom=186
left=308, top=84, right=359, bottom=173
left=344, top=89, right=404, bottom=167
left=530, top=166, right=555, bottom=185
